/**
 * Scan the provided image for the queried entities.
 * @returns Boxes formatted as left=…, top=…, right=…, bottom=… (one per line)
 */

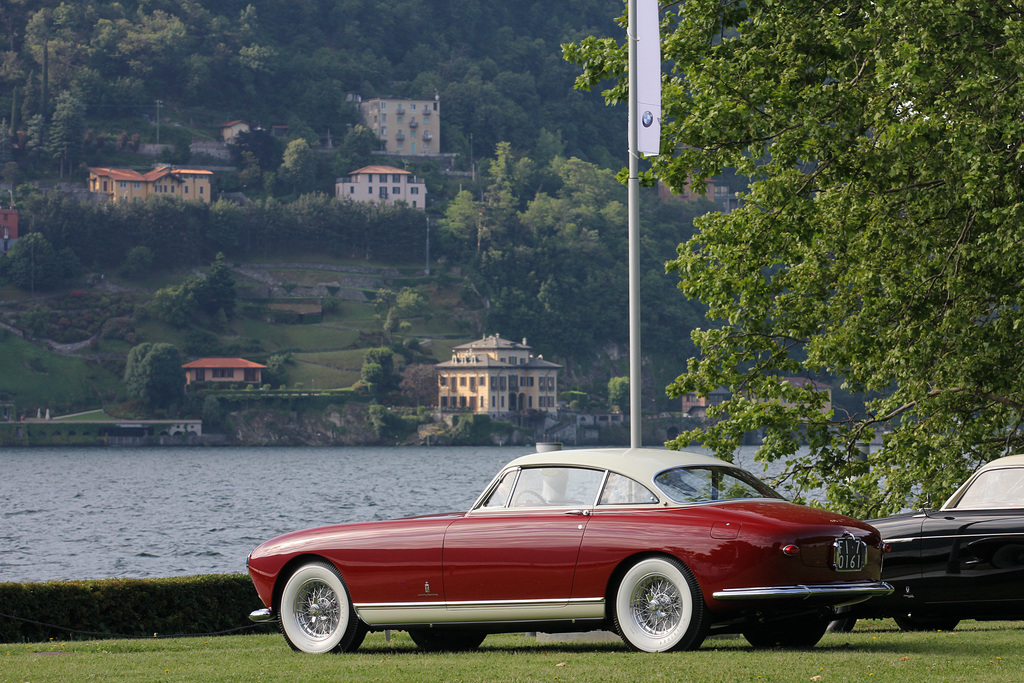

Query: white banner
left=636, top=0, right=661, bottom=156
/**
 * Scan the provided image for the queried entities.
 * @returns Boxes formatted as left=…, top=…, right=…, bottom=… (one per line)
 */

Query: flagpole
left=627, top=0, right=642, bottom=448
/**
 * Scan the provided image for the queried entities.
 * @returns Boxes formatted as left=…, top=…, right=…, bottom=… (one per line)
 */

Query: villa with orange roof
left=88, top=166, right=214, bottom=203
left=181, top=358, right=267, bottom=386
left=334, top=165, right=427, bottom=210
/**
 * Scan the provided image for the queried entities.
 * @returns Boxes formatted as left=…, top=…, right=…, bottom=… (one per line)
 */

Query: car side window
left=953, top=468, right=1024, bottom=509
left=654, top=466, right=783, bottom=504
left=510, top=467, right=604, bottom=508
left=599, top=472, right=659, bottom=505
left=480, top=470, right=518, bottom=508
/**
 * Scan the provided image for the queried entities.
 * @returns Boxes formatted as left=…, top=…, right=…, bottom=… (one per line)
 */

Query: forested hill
left=1, top=0, right=625, bottom=168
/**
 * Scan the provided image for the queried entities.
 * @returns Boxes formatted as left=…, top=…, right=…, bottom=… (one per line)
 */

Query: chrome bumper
left=249, top=608, right=276, bottom=623
left=712, top=581, right=893, bottom=603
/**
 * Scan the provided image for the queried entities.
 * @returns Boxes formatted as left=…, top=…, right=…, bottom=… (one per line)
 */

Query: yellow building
left=358, top=96, right=440, bottom=155
left=88, top=167, right=214, bottom=203
left=436, top=335, right=561, bottom=416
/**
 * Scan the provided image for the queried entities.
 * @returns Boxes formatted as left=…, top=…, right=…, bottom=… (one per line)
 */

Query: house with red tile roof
left=335, top=165, right=427, bottom=210
left=88, top=166, right=214, bottom=203
left=182, top=358, right=267, bottom=386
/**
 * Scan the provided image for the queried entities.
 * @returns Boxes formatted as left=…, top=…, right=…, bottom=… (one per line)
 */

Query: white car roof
left=977, top=454, right=1024, bottom=471
left=942, top=453, right=1024, bottom=509
left=504, top=447, right=740, bottom=486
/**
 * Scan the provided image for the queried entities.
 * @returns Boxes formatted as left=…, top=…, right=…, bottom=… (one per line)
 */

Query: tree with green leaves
left=198, top=252, right=236, bottom=319
left=3, top=232, right=80, bottom=292
left=123, top=343, right=185, bottom=409
left=608, top=376, right=629, bottom=413
left=567, top=0, right=1024, bottom=516
left=0, top=119, right=12, bottom=165
left=47, top=91, right=85, bottom=177
left=278, top=138, right=316, bottom=195
left=118, top=245, right=154, bottom=280
left=361, top=347, right=399, bottom=394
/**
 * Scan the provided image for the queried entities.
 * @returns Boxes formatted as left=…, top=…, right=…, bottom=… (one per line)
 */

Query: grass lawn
left=230, top=319, right=359, bottom=353
left=287, top=357, right=359, bottom=389
left=0, top=332, right=122, bottom=411
left=3, top=622, right=1022, bottom=682
left=294, top=349, right=366, bottom=371
left=265, top=268, right=390, bottom=289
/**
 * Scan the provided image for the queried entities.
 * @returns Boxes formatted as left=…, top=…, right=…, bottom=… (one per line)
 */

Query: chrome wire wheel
left=279, top=561, right=365, bottom=654
left=293, top=578, right=342, bottom=639
left=614, top=557, right=708, bottom=652
left=629, top=573, right=684, bottom=637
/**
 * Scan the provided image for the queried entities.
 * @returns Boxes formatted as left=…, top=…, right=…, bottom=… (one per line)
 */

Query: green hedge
left=0, top=574, right=272, bottom=643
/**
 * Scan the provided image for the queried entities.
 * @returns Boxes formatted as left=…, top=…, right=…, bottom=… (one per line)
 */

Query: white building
left=335, top=165, right=427, bottom=210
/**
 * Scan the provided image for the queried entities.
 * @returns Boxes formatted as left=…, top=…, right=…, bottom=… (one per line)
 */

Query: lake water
left=0, top=444, right=805, bottom=584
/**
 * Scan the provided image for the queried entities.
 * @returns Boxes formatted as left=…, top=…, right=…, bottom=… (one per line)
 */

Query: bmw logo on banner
left=635, top=0, right=661, bottom=157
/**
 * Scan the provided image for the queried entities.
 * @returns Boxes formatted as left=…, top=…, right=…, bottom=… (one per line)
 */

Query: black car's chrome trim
left=249, top=608, right=275, bottom=623
left=885, top=531, right=1024, bottom=544
left=712, top=582, right=893, bottom=602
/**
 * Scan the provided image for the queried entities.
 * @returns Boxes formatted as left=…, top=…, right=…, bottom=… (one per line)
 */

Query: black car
left=836, top=454, right=1024, bottom=631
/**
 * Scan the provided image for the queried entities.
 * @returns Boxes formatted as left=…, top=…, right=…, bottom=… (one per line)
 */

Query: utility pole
left=627, top=0, right=662, bottom=448
left=627, top=0, right=642, bottom=448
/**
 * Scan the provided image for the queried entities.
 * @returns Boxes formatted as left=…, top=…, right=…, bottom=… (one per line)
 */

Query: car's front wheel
left=613, top=556, right=708, bottom=652
left=408, top=627, right=486, bottom=651
left=279, top=561, right=367, bottom=653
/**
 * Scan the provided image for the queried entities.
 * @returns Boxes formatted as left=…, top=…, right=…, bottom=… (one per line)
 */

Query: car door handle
left=564, top=509, right=591, bottom=516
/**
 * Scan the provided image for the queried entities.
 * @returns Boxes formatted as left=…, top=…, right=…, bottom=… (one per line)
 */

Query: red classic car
left=247, top=447, right=891, bottom=653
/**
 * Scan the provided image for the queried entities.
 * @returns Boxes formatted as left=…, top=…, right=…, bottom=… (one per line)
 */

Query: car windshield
left=950, top=467, right=1024, bottom=509
left=654, top=466, right=784, bottom=504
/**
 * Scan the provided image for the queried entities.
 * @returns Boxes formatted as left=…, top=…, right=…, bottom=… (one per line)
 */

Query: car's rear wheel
left=827, top=606, right=857, bottom=632
left=826, top=616, right=857, bottom=633
left=279, top=561, right=367, bottom=653
left=743, top=613, right=830, bottom=648
left=892, top=615, right=959, bottom=632
left=613, top=556, right=708, bottom=652
left=408, top=628, right=486, bottom=651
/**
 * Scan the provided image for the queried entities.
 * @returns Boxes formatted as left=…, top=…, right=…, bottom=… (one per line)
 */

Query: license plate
left=833, top=535, right=867, bottom=572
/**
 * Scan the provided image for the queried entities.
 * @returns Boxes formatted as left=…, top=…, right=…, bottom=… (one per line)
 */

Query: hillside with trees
left=0, top=0, right=759, bottom=452
left=1, top=0, right=626, bottom=187
left=0, top=143, right=717, bottom=429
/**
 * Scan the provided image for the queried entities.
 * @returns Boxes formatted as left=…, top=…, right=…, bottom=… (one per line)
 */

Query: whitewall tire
left=613, top=556, right=708, bottom=652
left=279, top=561, right=366, bottom=653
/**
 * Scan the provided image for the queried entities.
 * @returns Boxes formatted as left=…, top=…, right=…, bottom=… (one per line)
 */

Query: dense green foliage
left=0, top=574, right=265, bottom=643
left=12, top=191, right=430, bottom=269
left=439, top=143, right=710, bottom=367
left=570, top=0, right=1024, bottom=514
left=123, top=342, right=185, bottom=407
left=1, top=0, right=624, bottom=175
left=1, top=231, right=81, bottom=290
